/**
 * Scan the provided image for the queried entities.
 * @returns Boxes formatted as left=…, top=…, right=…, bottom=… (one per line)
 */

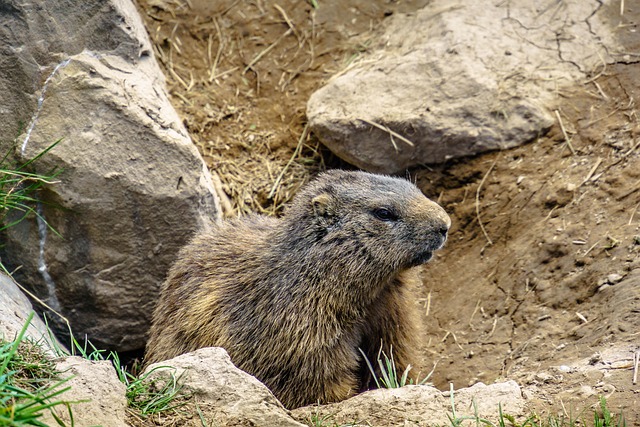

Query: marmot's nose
left=436, top=225, right=449, bottom=239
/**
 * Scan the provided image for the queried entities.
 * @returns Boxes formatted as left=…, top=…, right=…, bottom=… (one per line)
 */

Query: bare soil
left=135, top=0, right=639, bottom=423
left=414, top=60, right=640, bottom=422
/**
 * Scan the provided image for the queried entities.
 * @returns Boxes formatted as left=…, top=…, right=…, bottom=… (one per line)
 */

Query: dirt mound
left=135, top=0, right=639, bottom=422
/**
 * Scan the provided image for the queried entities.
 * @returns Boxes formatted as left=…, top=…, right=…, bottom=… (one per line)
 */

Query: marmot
left=144, top=170, right=450, bottom=409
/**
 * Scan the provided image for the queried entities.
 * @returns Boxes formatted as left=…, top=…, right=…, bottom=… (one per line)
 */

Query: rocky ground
left=135, top=0, right=639, bottom=424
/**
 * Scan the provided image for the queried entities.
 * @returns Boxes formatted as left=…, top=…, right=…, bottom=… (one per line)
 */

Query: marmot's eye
left=372, top=207, right=399, bottom=222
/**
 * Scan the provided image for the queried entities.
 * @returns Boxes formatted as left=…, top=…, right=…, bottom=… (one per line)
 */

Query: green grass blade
left=0, top=312, right=35, bottom=373
left=357, top=348, right=381, bottom=389
left=17, top=139, right=62, bottom=171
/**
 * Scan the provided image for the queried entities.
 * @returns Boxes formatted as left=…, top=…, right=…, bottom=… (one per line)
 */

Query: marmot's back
left=145, top=170, right=450, bottom=408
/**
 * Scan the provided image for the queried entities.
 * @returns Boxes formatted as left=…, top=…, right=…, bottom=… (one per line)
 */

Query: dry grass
left=135, top=0, right=403, bottom=216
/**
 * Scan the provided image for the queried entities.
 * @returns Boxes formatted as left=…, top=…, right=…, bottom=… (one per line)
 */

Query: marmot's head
left=288, top=170, right=451, bottom=273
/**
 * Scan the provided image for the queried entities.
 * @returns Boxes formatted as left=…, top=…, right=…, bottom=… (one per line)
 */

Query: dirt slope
left=414, top=63, right=639, bottom=420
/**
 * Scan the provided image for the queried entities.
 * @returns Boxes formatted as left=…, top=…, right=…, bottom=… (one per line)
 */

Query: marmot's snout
left=431, top=225, right=449, bottom=251
left=407, top=200, right=450, bottom=267
left=420, top=197, right=451, bottom=250
left=432, top=213, right=451, bottom=250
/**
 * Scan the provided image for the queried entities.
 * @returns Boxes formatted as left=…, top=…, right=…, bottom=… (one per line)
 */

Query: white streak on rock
left=21, top=59, right=71, bottom=157
left=36, top=202, right=60, bottom=311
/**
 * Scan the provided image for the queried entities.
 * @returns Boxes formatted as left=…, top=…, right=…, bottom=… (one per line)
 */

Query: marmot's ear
left=311, top=193, right=336, bottom=219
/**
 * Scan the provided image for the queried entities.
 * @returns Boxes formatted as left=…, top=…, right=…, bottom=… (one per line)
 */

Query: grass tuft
left=358, top=346, right=433, bottom=389
left=0, top=312, right=77, bottom=426
left=110, top=352, right=187, bottom=417
left=44, top=314, right=189, bottom=420
left=0, top=139, right=61, bottom=235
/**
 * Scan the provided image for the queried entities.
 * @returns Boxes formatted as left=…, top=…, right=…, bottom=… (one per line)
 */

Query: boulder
left=292, top=381, right=526, bottom=426
left=307, top=0, right=619, bottom=173
left=41, top=357, right=129, bottom=427
left=143, top=347, right=306, bottom=427
left=0, top=0, right=220, bottom=351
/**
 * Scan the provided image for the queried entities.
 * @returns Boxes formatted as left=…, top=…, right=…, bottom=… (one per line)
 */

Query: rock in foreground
left=143, top=347, right=305, bottom=427
left=42, top=357, right=129, bottom=427
left=0, top=273, right=62, bottom=355
left=292, top=381, right=526, bottom=426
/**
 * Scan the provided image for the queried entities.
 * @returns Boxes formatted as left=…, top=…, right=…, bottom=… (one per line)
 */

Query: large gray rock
left=41, top=357, right=129, bottom=427
left=0, top=0, right=220, bottom=351
left=143, top=347, right=306, bottom=427
left=292, top=381, right=526, bottom=426
left=307, top=0, right=619, bottom=173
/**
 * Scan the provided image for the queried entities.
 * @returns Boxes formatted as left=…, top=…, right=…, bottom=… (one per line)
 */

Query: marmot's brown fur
left=144, top=170, right=450, bottom=409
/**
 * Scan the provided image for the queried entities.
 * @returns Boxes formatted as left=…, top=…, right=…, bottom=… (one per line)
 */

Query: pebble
left=597, top=383, right=616, bottom=394
left=588, top=353, right=602, bottom=365
left=576, top=385, right=597, bottom=398
left=535, top=372, right=555, bottom=383
left=607, top=273, right=623, bottom=284
left=521, top=388, right=536, bottom=400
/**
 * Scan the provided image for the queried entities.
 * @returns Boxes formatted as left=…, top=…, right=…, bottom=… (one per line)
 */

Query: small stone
left=576, top=386, right=597, bottom=398
left=522, top=388, right=535, bottom=400
left=535, top=372, right=554, bottom=383
left=597, top=284, right=611, bottom=292
left=598, top=383, right=616, bottom=394
left=0, top=274, right=62, bottom=355
left=607, top=273, right=623, bottom=284
left=588, top=353, right=602, bottom=365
